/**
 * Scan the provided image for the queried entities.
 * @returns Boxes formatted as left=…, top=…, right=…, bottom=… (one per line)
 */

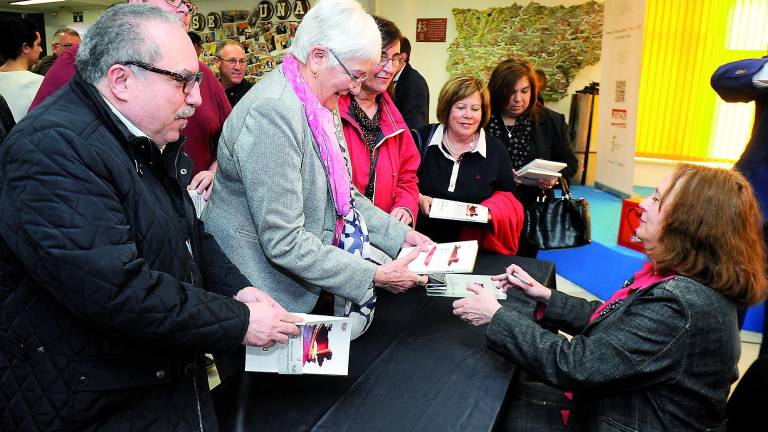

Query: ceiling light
left=10, top=0, right=67, bottom=5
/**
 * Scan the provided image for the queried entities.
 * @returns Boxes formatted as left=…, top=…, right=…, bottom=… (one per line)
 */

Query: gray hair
left=77, top=4, right=180, bottom=85
left=53, top=27, right=80, bottom=42
left=291, top=0, right=380, bottom=66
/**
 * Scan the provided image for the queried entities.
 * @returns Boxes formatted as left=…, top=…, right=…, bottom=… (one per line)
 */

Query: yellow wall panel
left=636, top=0, right=765, bottom=163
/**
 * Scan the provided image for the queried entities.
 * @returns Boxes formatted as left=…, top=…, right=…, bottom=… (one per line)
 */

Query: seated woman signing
left=453, top=164, right=768, bottom=431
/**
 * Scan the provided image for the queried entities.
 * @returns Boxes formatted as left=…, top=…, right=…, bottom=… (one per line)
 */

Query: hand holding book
left=514, top=159, right=566, bottom=191
left=374, top=248, right=424, bottom=293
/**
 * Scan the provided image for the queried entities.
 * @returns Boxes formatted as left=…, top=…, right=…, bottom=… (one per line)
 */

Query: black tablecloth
left=212, top=254, right=555, bottom=432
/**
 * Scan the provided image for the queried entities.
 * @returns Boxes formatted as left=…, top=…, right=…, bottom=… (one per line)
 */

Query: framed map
left=448, top=1, right=604, bottom=101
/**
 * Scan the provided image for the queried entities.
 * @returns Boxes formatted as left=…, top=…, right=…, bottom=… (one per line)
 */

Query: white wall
left=42, top=9, right=104, bottom=51
left=373, top=0, right=604, bottom=122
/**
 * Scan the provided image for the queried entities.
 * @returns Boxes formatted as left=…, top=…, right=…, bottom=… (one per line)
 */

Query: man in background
left=712, top=55, right=768, bottom=432
left=712, top=58, right=768, bottom=351
left=0, top=5, right=300, bottom=430
left=215, top=39, right=253, bottom=107
left=32, top=27, right=80, bottom=76
left=28, top=0, right=229, bottom=202
left=391, top=37, right=429, bottom=130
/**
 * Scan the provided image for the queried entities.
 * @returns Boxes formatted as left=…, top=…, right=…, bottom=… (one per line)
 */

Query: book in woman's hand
left=429, top=198, right=489, bottom=223
left=398, top=240, right=479, bottom=274
left=245, top=314, right=351, bottom=375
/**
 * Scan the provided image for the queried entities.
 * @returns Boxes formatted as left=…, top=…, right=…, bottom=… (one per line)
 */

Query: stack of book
left=425, top=274, right=507, bottom=299
left=516, top=158, right=567, bottom=185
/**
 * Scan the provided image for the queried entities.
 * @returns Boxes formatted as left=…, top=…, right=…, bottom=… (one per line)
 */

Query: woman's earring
left=312, top=69, right=318, bottom=78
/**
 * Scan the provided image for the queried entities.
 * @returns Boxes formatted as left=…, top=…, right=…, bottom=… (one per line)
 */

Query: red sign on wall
left=416, top=18, right=447, bottom=42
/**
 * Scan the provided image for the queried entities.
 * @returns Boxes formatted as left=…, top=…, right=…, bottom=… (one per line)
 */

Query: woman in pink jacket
left=339, top=16, right=420, bottom=226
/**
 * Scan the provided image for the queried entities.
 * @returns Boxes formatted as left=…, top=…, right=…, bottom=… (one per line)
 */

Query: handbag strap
left=557, top=177, right=572, bottom=199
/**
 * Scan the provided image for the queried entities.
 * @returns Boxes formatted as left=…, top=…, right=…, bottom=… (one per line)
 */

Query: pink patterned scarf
left=281, top=53, right=351, bottom=217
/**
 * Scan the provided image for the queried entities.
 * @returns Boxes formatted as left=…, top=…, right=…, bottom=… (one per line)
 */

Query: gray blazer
left=202, top=68, right=410, bottom=313
left=487, top=276, right=737, bottom=431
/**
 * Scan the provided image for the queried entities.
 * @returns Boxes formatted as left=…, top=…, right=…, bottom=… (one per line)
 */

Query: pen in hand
left=511, top=271, right=534, bottom=287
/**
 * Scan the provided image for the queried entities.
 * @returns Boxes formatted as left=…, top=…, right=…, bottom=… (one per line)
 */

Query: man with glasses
left=0, top=5, right=300, bottom=431
left=32, top=27, right=80, bottom=76
left=215, top=39, right=253, bottom=107
left=29, top=0, right=230, bottom=204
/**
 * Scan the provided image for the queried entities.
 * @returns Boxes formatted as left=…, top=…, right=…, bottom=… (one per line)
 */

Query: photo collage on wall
left=192, top=0, right=311, bottom=84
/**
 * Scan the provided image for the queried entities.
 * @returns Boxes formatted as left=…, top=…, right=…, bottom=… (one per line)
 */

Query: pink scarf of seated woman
left=281, top=53, right=351, bottom=218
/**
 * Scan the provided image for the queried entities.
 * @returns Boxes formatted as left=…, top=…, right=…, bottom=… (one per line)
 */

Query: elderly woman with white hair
left=203, top=0, right=431, bottom=339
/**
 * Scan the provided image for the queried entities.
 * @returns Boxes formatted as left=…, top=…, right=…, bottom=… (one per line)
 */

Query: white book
left=244, top=314, right=351, bottom=375
left=397, top=240, right=479, bottom=274
left=516, top=159, right=567, bottom=183
left=426, top=274, right=507, bottom=300
left=429, top=198, right=489, bottom=223
left=188, top=190, right=207, bottom=218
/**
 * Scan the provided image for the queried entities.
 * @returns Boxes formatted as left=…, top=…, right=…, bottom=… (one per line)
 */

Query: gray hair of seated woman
left=290, top=0, right=381, bottom=67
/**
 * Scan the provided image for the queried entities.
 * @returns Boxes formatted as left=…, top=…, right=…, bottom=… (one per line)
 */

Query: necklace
left=500, top=114, right=517, bottom=139
left=502, top=122, right=512, bottom=139
left=444, top=132, right=477, bottom=161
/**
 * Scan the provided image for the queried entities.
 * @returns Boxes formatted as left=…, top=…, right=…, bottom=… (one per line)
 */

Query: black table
left=212, top=254, right=556, bottom=431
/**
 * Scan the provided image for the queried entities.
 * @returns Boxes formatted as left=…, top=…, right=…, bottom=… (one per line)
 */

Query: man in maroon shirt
left=28, top=0, right=228, bottom=200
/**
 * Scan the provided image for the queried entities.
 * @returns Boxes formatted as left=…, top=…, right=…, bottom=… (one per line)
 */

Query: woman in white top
left=0, top=16, right=44, bottom=122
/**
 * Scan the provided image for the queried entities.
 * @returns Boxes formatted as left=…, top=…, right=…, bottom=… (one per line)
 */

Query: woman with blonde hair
left=454, top=165, right=768, bottom=431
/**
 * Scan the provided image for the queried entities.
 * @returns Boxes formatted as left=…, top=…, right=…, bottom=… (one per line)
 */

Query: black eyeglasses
left=378, top=53, right=404, bottom=68
left=164, top=0, right=197, bottom=14
left=124, top=61, right=203, bottom=94
left=328, top=49, right=368, bottom=87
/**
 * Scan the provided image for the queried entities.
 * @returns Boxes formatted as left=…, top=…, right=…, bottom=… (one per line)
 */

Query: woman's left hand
left=536, top=177, right=558, bottom=191
left=401, top=229, right=434, bottom=251
left=391, top=207, right=413, bottom=226
left=452, top=284, right=502, bottom=326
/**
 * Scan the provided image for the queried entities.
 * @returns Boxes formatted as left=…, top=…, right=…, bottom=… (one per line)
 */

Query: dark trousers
left=727, top=355, right=768, bottom=431
left=499, top=370, right=573, bottom=432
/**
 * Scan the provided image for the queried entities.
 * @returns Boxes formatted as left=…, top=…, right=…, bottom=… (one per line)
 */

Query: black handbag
left=523, top=178, right=591, bottom=249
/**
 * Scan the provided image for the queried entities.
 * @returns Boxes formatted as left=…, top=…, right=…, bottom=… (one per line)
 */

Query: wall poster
left=594, top=0, right=646, bottom=198
left=194, top=0, right=311, bottom=84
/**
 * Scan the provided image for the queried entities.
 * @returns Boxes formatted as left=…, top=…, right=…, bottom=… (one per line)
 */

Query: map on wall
left=448, top=1, right=603, bottom=101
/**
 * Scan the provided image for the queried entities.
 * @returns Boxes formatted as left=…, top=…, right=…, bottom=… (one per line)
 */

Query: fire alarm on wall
left=73, top=11, right=83, bottom=23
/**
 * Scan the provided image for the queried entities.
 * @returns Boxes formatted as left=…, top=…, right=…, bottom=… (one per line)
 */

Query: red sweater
left=458, top=191, right=524, bottom=255
left=29, top=45, right=230, bottom=176
left=339, top=92, right=420, bottom=223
